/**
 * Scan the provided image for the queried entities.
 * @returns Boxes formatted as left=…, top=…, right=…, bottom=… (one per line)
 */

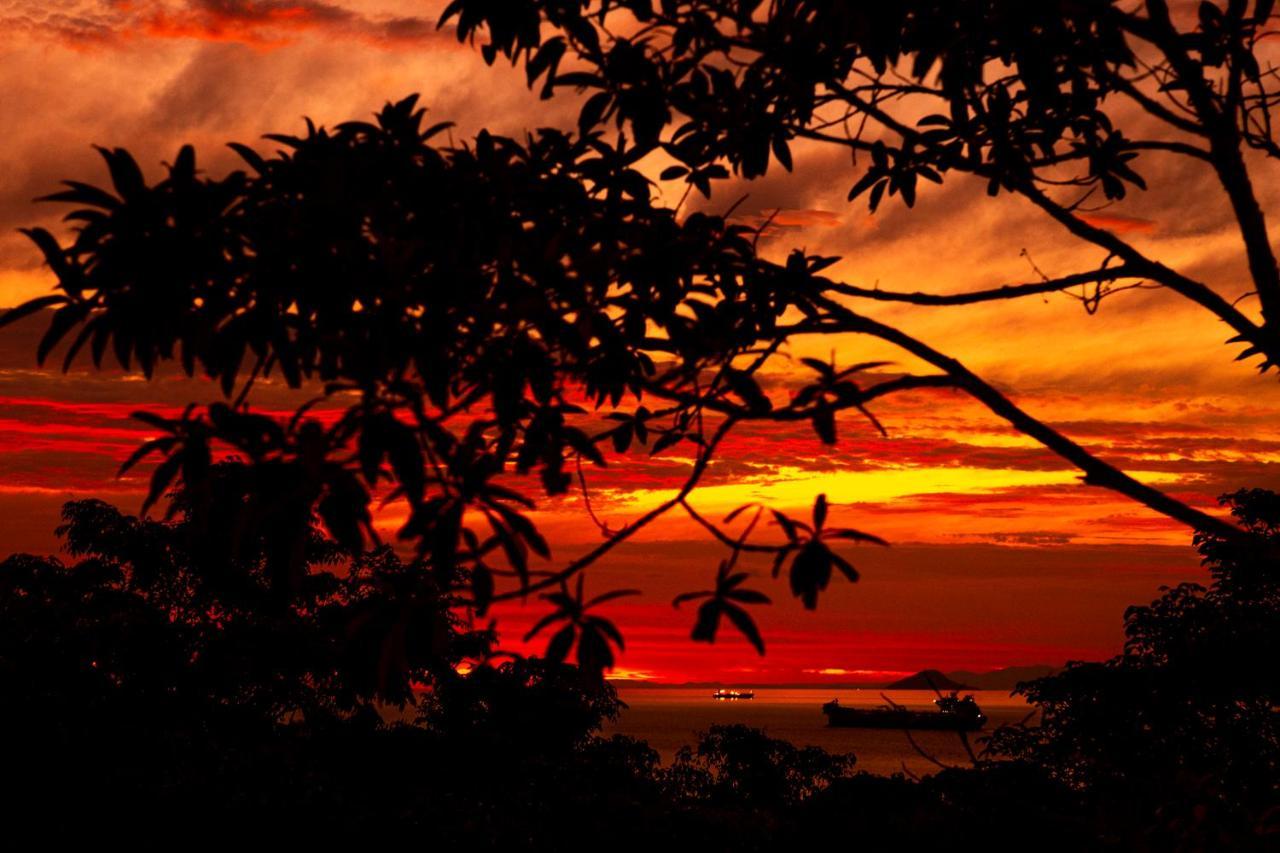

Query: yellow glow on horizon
left=600, top=464, right=1183, bottom=514
left=605, top=668, right=658, bottom=682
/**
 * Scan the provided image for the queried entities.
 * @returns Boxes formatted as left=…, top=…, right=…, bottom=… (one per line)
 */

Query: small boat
left=712, top=689, right=755, bottom=700
left=822, top=693, right=986, bottom=731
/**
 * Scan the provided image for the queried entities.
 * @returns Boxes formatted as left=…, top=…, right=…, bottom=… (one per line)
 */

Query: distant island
left=885, top=665, right=1063, bottom=692
left=883, top=670, right=973, bottom=691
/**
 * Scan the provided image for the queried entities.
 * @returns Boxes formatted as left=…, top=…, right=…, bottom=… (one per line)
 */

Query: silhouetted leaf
left=723, top=602, right=765, bottom=655
left=813, top=493, right=828, bottom=531
left=811, top=406, right=837, bottom=445
left=789, top=540, right=832, bottom=610
left=0, top=295, right=67, bottom=332
left=545, top=623, right=575, bottom=663
left=140, top=452, right=181, bottom=517
left=584, top=588, right=641, bottom=608
left=691, top=599, right=721, bottom=643
left=116, top=437, right=176, bottom=477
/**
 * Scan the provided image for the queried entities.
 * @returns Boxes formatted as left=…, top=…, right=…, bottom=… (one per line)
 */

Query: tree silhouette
left=988, top=489, right=1280, bottom=843
left=5, top=4, right=1280, bottom=842
left=443, top=0, right=1280, bottom=366
left=0, top=494, right=645, bottom=839
left=440, top=1, right=1280, bottom=516
left=0, top=495, right=488, bottom=719
left=1, top=71, right=1256, bottom=668
left=665, top=723, right=857, bottom=806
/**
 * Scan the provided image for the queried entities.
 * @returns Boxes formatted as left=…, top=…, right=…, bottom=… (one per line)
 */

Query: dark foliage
left=6, top=16, right=1262, bottom=664
left=989, top=489, right=1280, bottom=847
left=0, top=93, right=933, bottom=662
left=2, top=491, right=1278, bottom=846
left=3, top=2, right=1280, bottom=842
left=0, top=497, right=642, bottom=841
left=664, top=723, right=856, bottom=806
left=443, top=0, right=1280, bottom=370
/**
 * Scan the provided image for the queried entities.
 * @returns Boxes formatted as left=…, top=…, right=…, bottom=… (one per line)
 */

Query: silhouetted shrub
left=989, top=489, right=1280, bottom=847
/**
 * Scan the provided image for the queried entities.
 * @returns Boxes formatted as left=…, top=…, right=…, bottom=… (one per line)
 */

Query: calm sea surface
left=606, top=688, right=1032, bottom=777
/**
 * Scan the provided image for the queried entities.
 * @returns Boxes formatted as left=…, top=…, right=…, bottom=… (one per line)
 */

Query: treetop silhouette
left=990, top=489, right=1280, bottom=820
left=6, top=0, right=1277, bottom=667
left=443, top=0, right=1280, bottom=365
left=1, top=4, right=1277, bottom=844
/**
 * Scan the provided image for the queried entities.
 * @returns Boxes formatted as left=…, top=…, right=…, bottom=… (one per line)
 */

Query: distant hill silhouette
left=945, top=665, right=1060, bottom=691
left=884, top=670, right=972, bottom=691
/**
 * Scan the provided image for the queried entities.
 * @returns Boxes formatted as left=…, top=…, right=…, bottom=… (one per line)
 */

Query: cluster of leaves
left=769, top=494, right=885, bottom=609
left=0, top=497, right=489, bottom=718
left=792, top=354, right=891, bottom=443
left=670, top=494, right=885, bottom=656
left=446, top=1, right=1160, bottom=200
left=524, top=577, right=637, bottom=675
left=16, top=0, right=1271, bottom=675
left=3, top=92, right=905, bottom=669
left=444, top=0, right=1280, bottom=372
left=674, top=553, right=772, bottom=655
left=664, top=724, right=857, bottom=807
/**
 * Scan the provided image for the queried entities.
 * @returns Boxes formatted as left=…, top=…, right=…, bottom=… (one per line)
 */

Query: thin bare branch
left=824, top=265, right=1145, bottom=307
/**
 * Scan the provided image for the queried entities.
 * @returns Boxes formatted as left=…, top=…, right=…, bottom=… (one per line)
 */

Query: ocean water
left=606, top=688, right=1033, bottom=777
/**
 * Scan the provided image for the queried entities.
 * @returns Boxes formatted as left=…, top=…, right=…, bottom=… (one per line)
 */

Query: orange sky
left=2, top=1, right=1278, bottom=683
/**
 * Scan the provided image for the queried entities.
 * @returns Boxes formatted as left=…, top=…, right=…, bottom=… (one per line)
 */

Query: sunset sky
left=3, top=0, right=1279, bottom=684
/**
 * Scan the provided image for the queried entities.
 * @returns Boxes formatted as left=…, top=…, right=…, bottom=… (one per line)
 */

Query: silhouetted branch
left=1016, top=180, right=1275, bottom=362
left=820, top=80, right=1277, bottom=364
left=824, top=265, right=1145, bottom=307
left=679, top=499, right=784, bottom=554
left=640, top=374, right=956, bottom=424
left=491, top=416, right=740, bottom=602
left=788, top=294, right=1246, bottom=541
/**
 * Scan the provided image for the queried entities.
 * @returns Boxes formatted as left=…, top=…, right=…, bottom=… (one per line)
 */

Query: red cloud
left=144, top=1, right=455, bottom=48
left=1078, top=212, right=1157, bottom=234
left=735, top=208, right=844, bottom=238
left=10, top=1, right=452, bottom=52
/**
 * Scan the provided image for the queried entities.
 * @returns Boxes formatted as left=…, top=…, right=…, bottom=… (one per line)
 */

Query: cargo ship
left=712, top=689, right=755, bottom=700
left=822, top=693, right=986, bottom=731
